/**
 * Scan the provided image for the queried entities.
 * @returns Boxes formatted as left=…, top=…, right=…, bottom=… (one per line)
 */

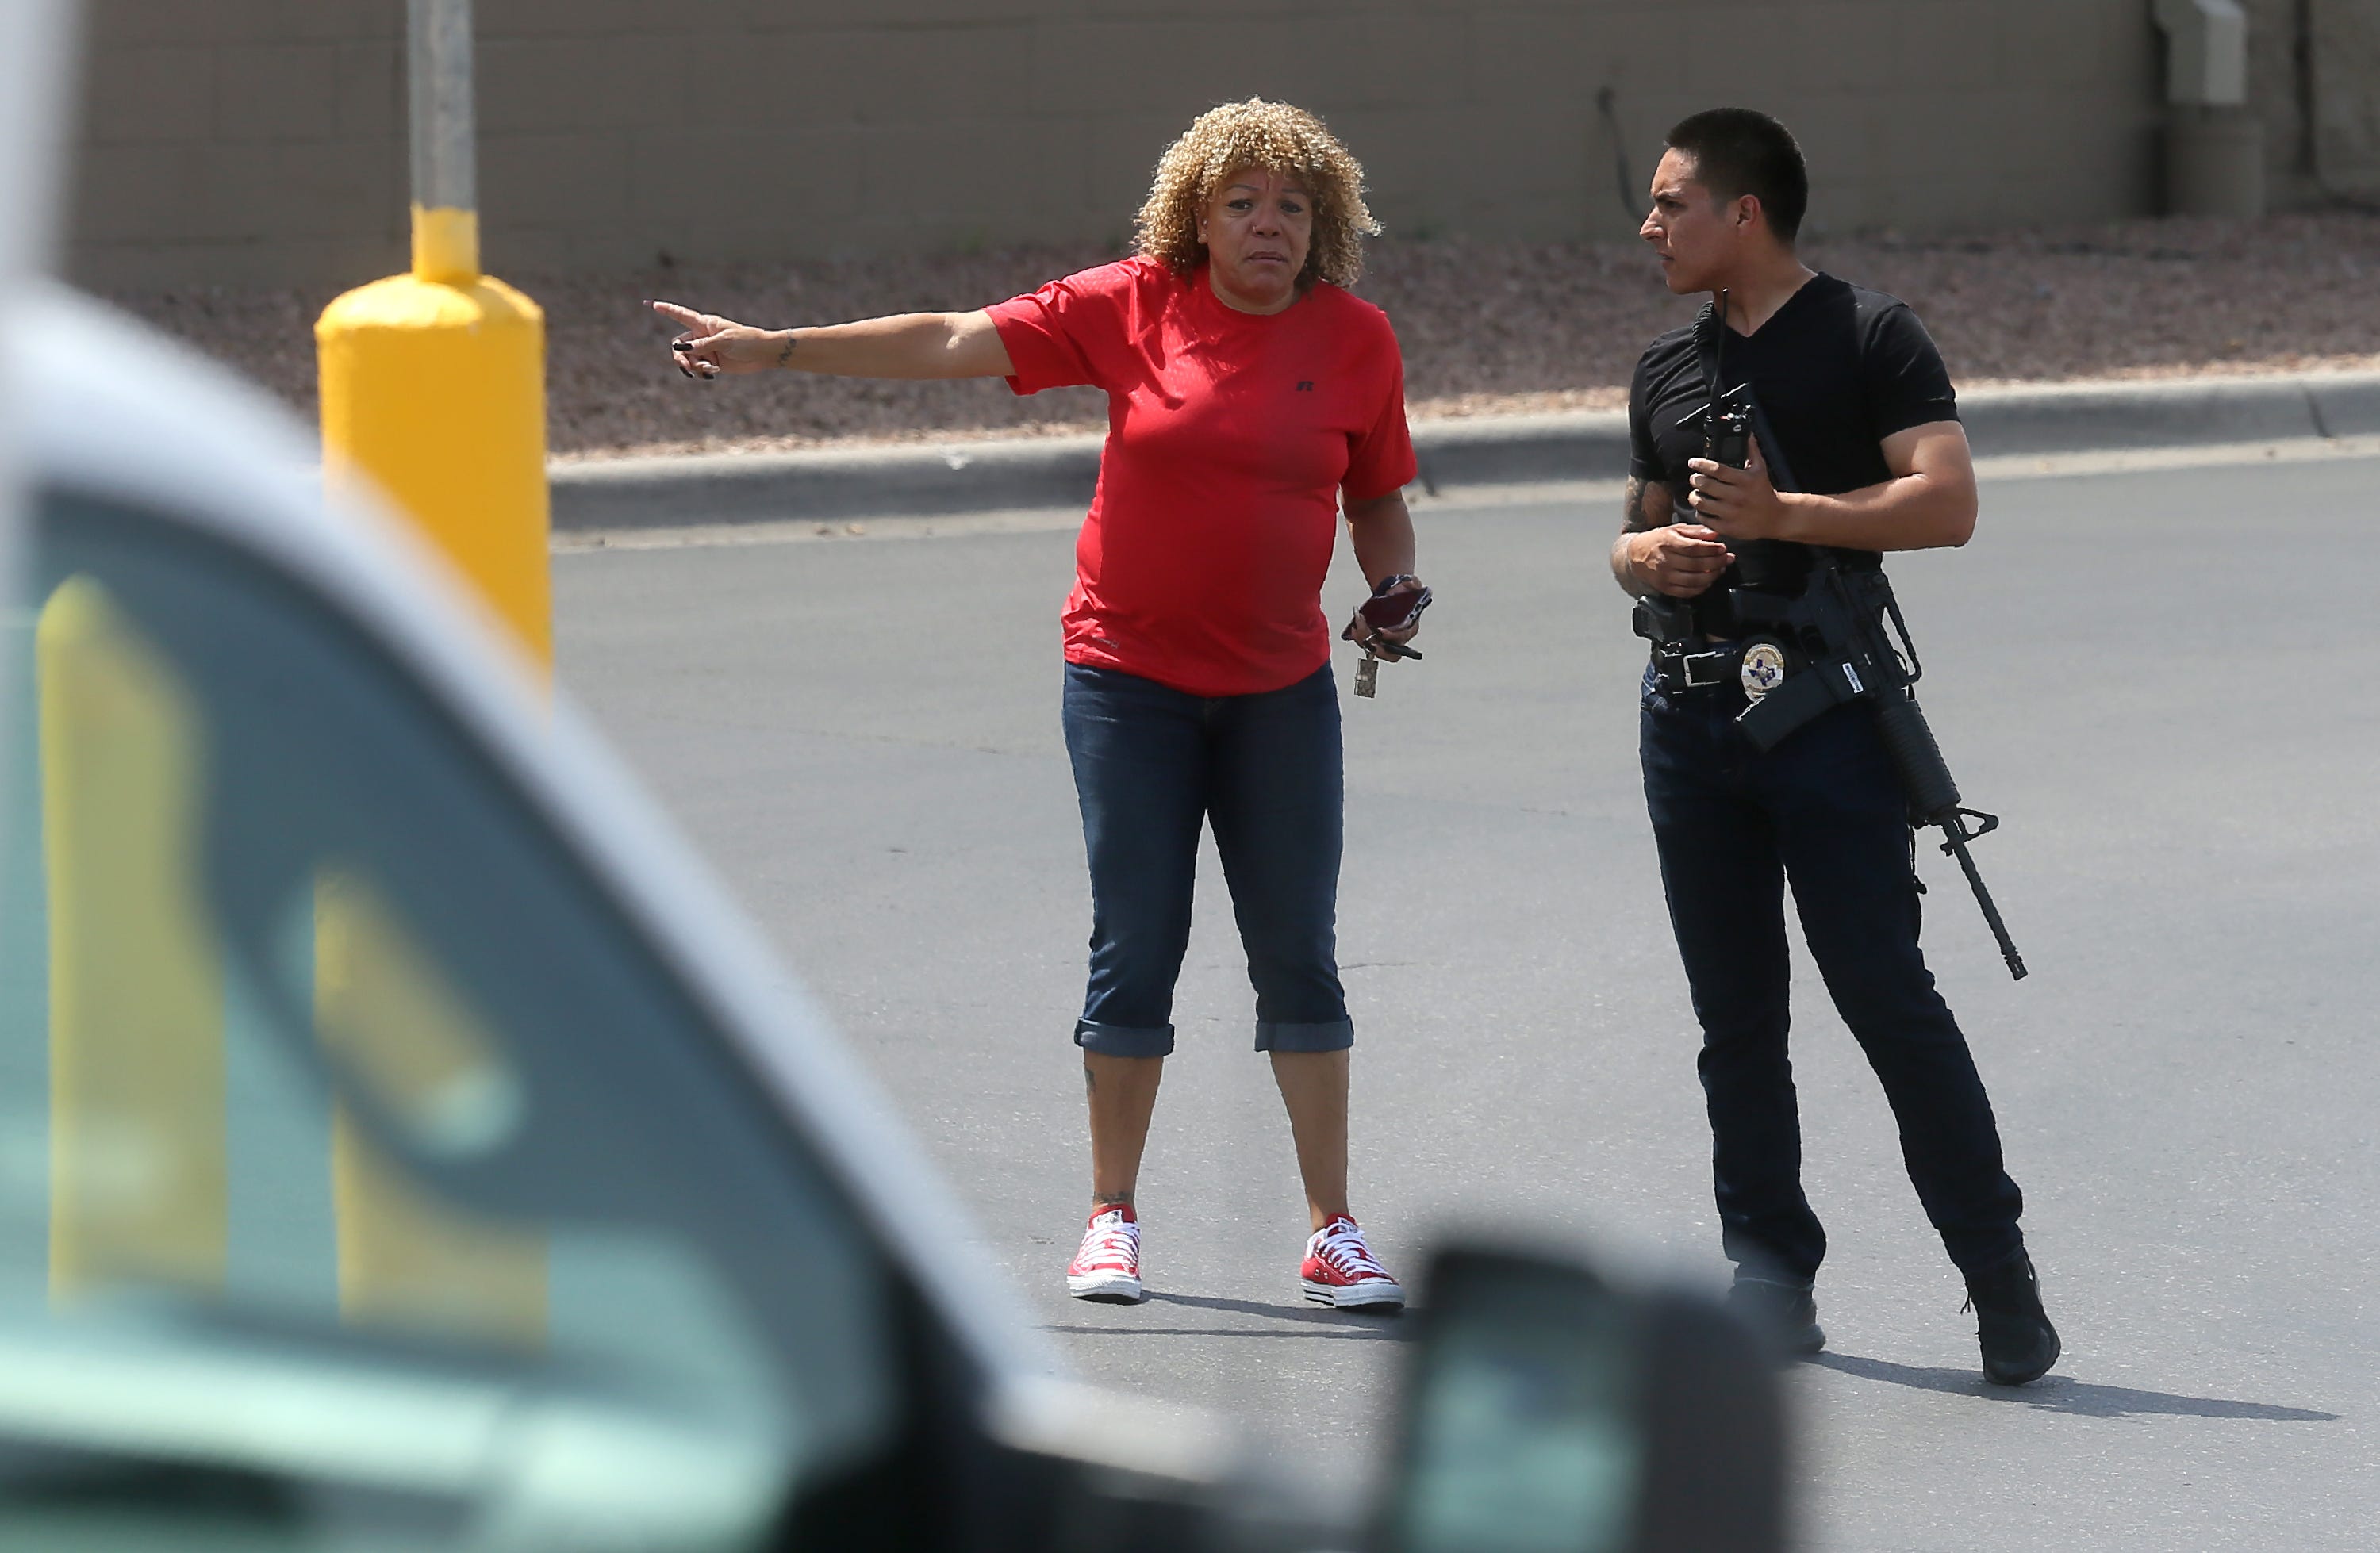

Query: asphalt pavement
left=553, top=450, right=2380, bottom=1551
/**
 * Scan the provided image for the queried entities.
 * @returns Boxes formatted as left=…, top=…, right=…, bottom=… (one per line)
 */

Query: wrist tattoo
left=775, top=332, right=797, bottom=368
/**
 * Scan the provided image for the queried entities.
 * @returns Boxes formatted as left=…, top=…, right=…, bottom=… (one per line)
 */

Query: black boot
left=1726, top=1273, right=1825, bottom=1358
left=1964, top=1250, right=2060, bottom=1386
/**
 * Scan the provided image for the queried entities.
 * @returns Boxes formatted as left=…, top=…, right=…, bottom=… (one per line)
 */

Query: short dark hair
left=1665, top=108, right=1809, bottom=244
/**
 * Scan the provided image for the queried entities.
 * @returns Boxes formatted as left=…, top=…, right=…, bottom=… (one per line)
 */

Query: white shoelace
left=1076, top=1213, right=1139, bottom=1271
left=1311, top=1221, right=1388, bottom=1280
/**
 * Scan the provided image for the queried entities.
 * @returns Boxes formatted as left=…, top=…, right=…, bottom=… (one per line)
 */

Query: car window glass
left=0, top=489, right=903, bottom=1548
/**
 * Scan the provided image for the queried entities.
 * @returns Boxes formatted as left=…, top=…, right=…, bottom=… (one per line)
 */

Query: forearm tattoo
left=1614, top=476, right=1663, bottom=592
left=775, top=332, right=798, bottom=368
left=1622, top=474, right=1659, bottom=533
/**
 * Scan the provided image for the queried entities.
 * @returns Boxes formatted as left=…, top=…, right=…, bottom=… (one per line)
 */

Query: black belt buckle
left=1681, top=649, right=1734, bottom=689
left=1651, top=642, right=1738, bottom=696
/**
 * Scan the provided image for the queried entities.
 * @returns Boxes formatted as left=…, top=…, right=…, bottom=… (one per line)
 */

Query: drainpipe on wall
left=2153, top=0, right=2266, bottom=217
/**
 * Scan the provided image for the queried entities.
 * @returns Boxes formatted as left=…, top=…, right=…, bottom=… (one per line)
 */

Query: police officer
left=1610, top=108, right=2059, bottom=1384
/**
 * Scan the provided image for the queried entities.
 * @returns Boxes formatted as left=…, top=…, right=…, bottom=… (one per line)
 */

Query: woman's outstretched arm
left=650, top=301, right=1015, bottom=381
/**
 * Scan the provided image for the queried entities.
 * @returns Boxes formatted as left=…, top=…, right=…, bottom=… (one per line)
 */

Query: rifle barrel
left=1945, top=833, right=2028, bottom=981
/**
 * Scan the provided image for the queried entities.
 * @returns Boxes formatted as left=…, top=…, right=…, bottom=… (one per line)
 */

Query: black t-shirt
left=1627, top=272, right=1958, bottom=596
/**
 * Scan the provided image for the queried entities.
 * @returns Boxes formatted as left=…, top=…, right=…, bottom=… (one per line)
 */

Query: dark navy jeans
left=1062, top=661, right=1352, bottom=1058
left=1640, top=672, right=2025, bottom=1282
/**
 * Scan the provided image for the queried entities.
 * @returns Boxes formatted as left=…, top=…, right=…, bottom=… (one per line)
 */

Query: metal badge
left=1740, top=641, right=1788, bottom=702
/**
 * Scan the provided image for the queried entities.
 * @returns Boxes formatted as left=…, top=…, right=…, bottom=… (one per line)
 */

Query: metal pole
left=407, top=0, right=479, bottom=278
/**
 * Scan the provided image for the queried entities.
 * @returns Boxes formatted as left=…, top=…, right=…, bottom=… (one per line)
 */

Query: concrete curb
left=549, top=369, right=2380, bottom=531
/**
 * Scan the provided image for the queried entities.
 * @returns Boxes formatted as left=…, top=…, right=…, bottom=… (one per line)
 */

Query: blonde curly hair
left=1134, top=98, right=1381, bottom=290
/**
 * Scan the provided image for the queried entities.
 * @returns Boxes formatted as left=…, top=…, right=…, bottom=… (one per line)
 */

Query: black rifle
left=1706, top=385, right=2029, bottom=981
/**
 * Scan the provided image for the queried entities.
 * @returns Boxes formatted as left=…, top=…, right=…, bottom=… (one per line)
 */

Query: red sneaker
left=1300, top=1215, right=1403, bottom=1310
left=1065, top=1205, right=1142, bottom=1302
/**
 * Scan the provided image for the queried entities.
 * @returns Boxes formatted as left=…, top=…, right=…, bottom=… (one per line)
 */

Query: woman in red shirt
left=654, top=98, right=1424, bottom=1312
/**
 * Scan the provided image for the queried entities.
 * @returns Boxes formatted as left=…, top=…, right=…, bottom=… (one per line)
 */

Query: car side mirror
left=1376, top=1245, right=1788, bottom=1553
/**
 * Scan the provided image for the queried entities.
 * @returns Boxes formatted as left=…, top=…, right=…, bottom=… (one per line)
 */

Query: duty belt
left=1635, top=589, right=1867, bottom=729
left=1633, top=593, right=1741, bottom=696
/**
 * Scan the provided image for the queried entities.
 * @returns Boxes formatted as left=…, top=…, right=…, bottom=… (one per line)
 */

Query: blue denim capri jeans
left=1061, top=661, right=1353, bottom=1058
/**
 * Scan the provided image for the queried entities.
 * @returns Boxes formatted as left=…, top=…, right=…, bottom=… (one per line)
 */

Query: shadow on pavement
left=1042, top=1289, right=1411, bottom=1342
left=1811, top=1352, right=2341, bottom=1421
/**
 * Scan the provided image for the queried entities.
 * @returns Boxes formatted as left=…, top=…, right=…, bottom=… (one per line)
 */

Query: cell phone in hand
left=1360, top=585, right=1432, bottom=635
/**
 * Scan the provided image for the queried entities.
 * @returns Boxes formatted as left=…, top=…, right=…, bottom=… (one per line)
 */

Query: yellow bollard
left=313, top=201, right=551, bottom=1343
left=317, top=206, right=551, bottom=661
left=39, top=577, right=226, bottom=1300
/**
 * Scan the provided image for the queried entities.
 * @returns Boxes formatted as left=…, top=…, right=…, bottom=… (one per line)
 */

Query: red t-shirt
left=986, top=258, right=1417, bottom=697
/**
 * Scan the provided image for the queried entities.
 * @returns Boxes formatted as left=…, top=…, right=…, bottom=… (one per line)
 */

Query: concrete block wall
left=75, top=0, right=408, bottom=287
left=2229, top=0, right=2379, bottom=197
left=67, top=0, right=2174, bottom=291
left=2307, top=0, right=2380, bottom=191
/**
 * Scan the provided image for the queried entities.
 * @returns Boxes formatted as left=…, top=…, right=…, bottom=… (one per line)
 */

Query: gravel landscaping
left=100, top=210, right=2380, bottom=462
